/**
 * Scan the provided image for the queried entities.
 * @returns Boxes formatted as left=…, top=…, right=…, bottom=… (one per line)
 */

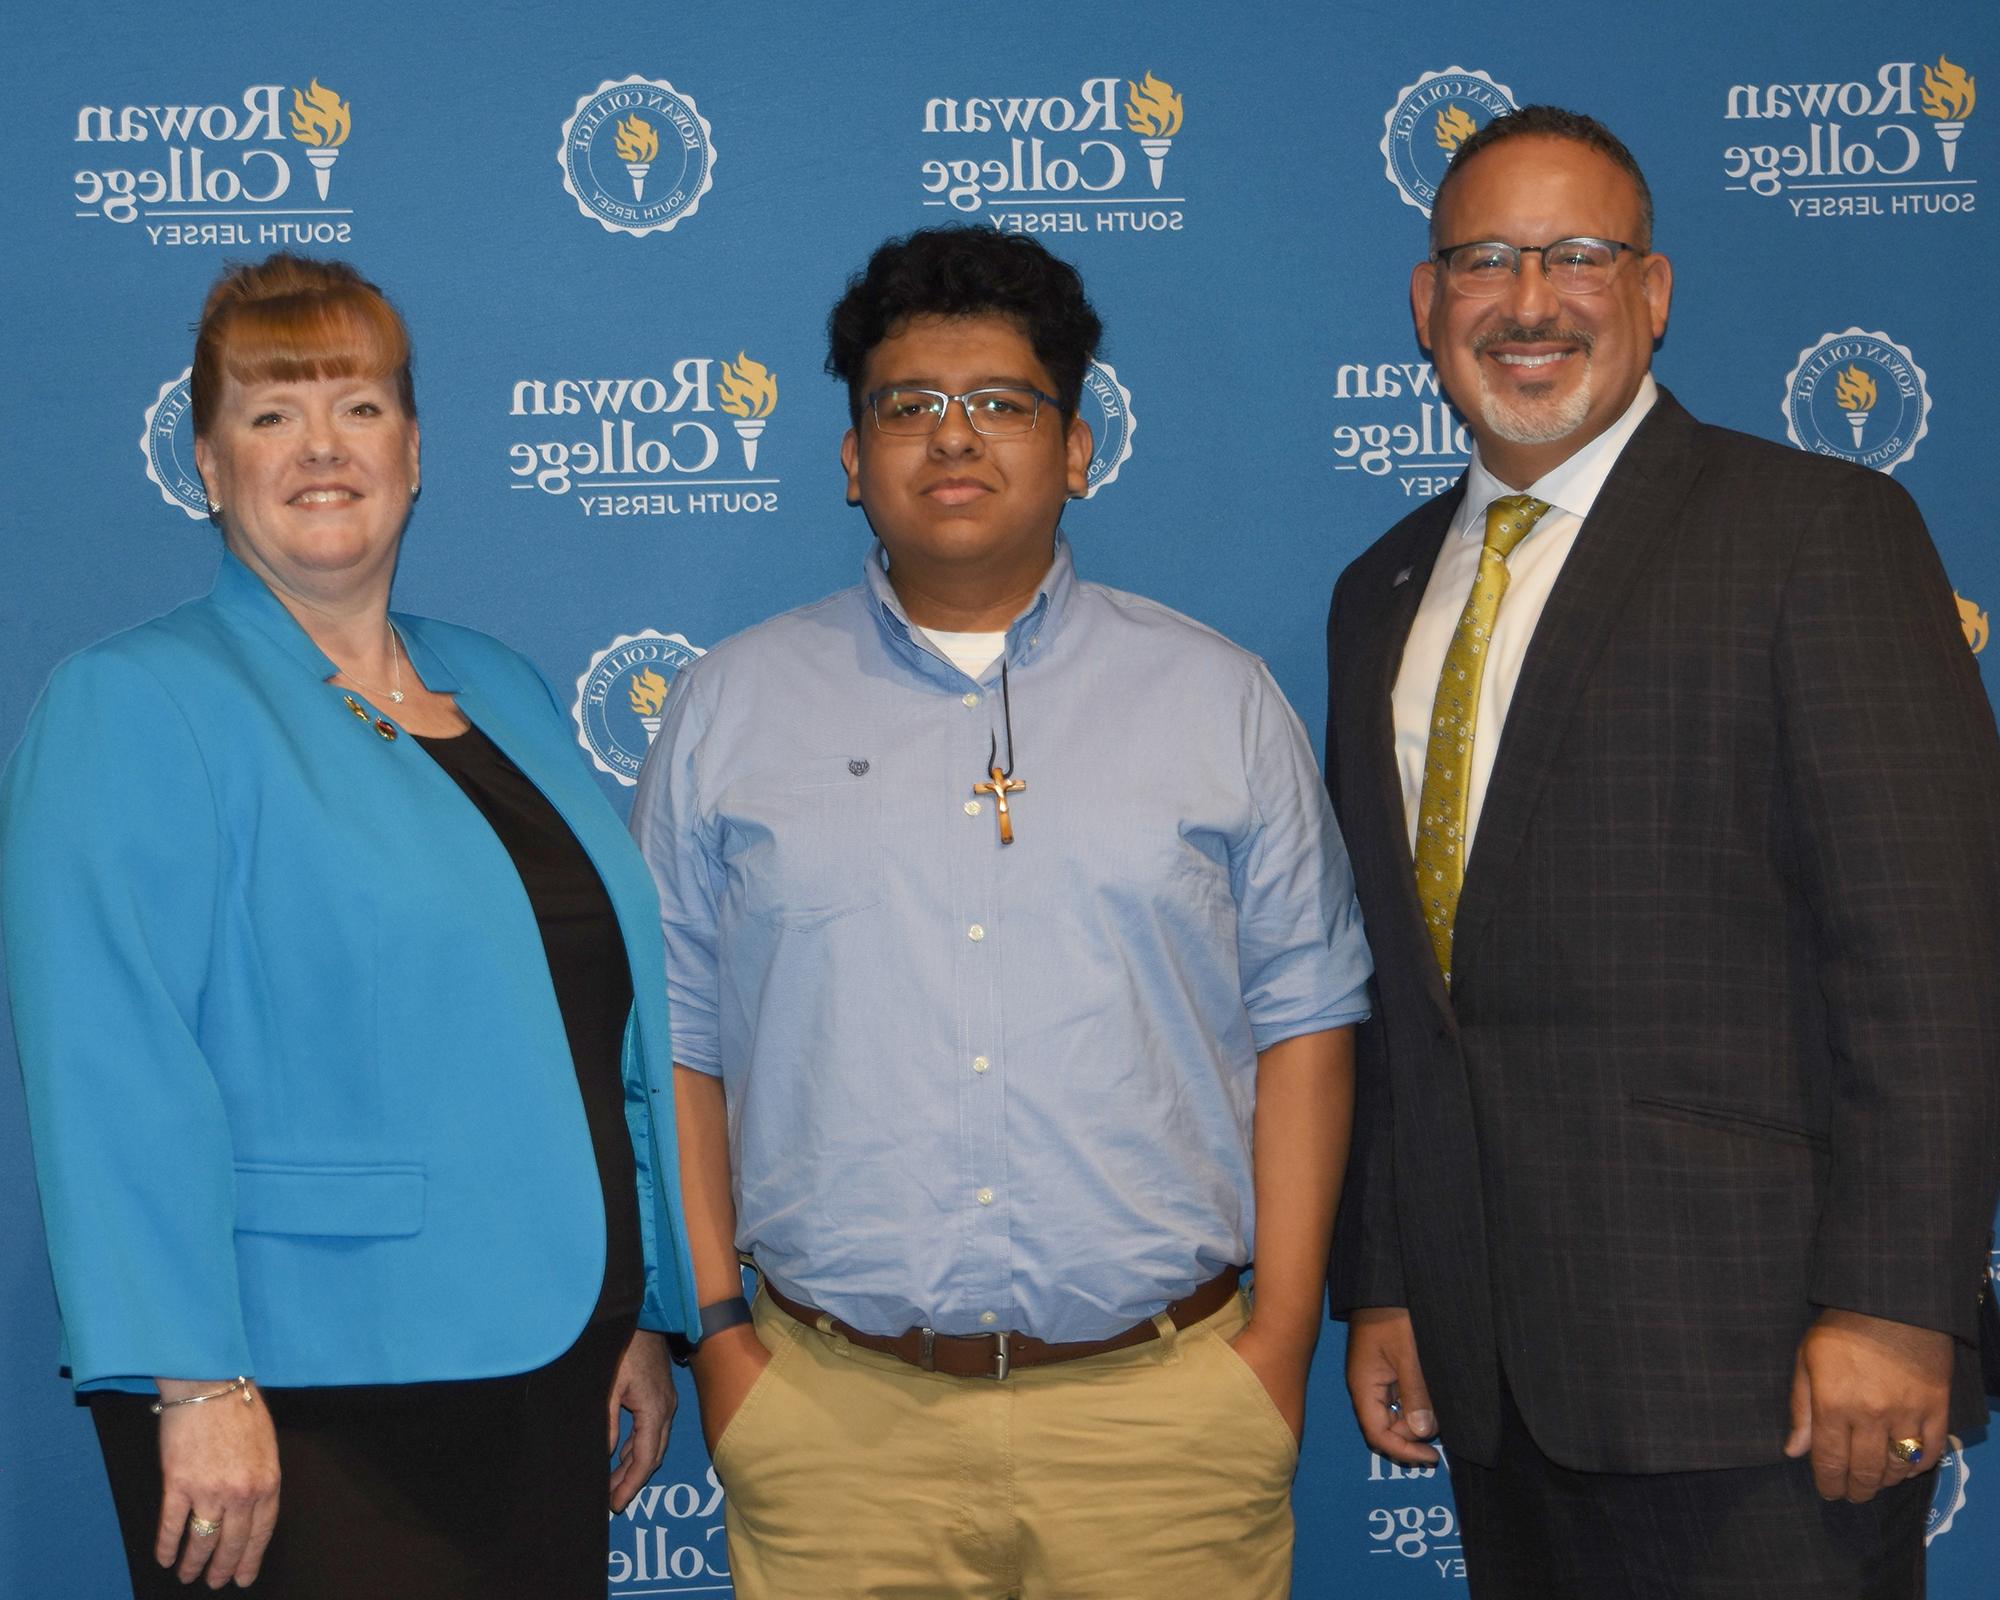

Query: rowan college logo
left=558, top=76, right=716, bottom=237
left=1126, top=71, right=1182, bottom=189
left=1381, top=68, right=1516, bottom=216
left=574, top=631, right=706, bottom=785
left=72, top=75, right=358, bottom=244
left=718, top=353, right=777, bottom=469
left=914, top=68, right=1190, bottom=233
left=1079, top=361, right=1136, bottom=496
left=1720, top=53, right=1976, bottom=215
left=140, top=369, right=209, bottom=520
left=289, top=79, right=350, bottom=199
left=1781, top=329, right=1932, bottom=474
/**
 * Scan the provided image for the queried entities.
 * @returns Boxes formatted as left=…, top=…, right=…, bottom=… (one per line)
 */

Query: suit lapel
left=1453, top=392, right=1705, bottom=957
left=1345, top=484, right=1463, bottom=1020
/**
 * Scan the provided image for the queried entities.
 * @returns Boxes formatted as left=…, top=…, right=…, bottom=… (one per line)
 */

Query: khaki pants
left=714, top=1286, right=1298, bottom=1600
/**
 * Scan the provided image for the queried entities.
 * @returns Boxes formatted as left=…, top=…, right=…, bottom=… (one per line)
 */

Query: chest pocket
left=721, top=757, right=884, bottom=932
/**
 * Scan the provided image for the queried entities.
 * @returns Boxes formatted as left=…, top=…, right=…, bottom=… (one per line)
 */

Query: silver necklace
left=342, top=626, right=406, bottom=704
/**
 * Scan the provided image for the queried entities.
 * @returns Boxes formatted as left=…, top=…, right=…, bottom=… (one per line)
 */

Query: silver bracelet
left=149, top=1376, right=254, bottom=1415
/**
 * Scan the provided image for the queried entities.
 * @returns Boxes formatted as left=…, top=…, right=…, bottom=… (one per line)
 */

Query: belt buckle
left=916, top=1325, right=1012, bottom=1379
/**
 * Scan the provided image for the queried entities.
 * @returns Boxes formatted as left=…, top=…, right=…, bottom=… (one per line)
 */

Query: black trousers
left=1447, top=1382, right=1928, bottom=1600
left=91, top=1315, right=636, bottom=1600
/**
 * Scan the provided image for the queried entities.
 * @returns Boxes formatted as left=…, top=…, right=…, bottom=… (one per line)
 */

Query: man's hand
left=607, top=1330, right=676, bottom=1512
left=689, top=1323, right=772, bottom=1458
left=1227, top=1319, right=1314, bottom=1443
left=1346, top=1306, right=1439, bottom=1466
left=153, top=1380, right=281, bottom=1589
left=1784, top=1308, right=1953, bottom=1502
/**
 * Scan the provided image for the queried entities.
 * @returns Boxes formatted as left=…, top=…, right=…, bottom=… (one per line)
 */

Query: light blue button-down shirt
left=632, top=537, right=1371, bottom=1342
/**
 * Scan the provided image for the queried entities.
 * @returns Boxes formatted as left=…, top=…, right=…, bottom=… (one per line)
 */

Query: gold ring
left=1890, top=1437, right=1923, bottom=1465
left=188, top=1514, right=222, bottom=1538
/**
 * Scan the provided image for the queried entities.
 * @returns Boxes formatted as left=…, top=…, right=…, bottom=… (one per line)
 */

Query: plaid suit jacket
left=1324, top=388, right=2000, bottom=1472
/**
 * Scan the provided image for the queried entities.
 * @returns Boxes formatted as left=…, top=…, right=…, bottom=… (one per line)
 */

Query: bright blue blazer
left=2, top=553, right=698, bottom=1392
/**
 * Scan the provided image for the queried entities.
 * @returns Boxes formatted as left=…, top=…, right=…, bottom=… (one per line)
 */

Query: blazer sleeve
left=1, top=648, right=253, bottom=1389
left=1774, top=469, right=2000, bottom=1342
left=1324, top=566, right=1406, bottom=1314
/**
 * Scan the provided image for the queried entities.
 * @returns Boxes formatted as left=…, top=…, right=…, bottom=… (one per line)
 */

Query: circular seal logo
left=557, top=76, right=716, bottom=238
left=1079, top=360, right=1137, bottom=498
left=1781, top=328, right=1932, bottom=475
left=140, top=369, right=209, bottom=520
left=1926, top=1435, right=1971, bottom=1544
left=1380, top=68, right=1517, bottom=217
left=573, top=630, right=706, bottom=786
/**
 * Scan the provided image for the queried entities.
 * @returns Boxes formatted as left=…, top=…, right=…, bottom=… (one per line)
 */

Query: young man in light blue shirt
left=632, top=226, right=1371, bottom=1599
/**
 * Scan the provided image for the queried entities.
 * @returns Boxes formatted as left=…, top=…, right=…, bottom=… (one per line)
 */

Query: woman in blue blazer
left=1, top=255, right=698, bottom=1598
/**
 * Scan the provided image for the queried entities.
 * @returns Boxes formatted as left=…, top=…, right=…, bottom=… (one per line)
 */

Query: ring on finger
left=1890, top=1437, right=1923, bottom=1466
left=188, top=1514, right=222, bottom=1539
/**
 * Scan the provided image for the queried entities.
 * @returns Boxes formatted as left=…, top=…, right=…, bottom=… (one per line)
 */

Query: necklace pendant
left=388, top=690, right=406, bottom=703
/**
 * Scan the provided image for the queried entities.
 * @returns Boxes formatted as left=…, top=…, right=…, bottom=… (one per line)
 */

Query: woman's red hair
left=190, top=254, right=415, bottom=437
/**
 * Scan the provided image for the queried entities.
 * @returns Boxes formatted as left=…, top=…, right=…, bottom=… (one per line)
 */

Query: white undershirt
left=918, top=627, right=1007, bottom=680
left=1392, top=375, right=1659, bottom=858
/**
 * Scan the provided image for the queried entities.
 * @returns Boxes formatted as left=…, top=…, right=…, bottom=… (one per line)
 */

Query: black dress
left=93, top=723, right=649, bottom=1599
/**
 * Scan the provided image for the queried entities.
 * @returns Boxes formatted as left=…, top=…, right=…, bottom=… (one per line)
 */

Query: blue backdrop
left=3, top=3, right=1995, bottom=1593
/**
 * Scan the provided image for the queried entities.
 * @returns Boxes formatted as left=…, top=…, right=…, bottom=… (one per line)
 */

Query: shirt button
left=980, top=1311, right=998, bottom=1325
left=972, top=1055, right=989, bottom=1073
left=968, top=923, right=985, bottom=942
left=962, top=692, right=980, bottom=707
left=964, top=799, right=982, bottom=816
left=976, top=1187, right=994, bottom=1205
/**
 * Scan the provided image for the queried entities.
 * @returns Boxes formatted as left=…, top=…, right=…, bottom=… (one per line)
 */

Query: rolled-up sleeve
left=1232, top=663, right=1373, bottom=1050
left=629, top=662, right=725, bottom=1076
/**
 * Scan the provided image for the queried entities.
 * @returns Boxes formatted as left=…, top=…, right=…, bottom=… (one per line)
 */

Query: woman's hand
left=153, top=1380, right=280, bottom=1588
left=607, top=1330, right=677, bottom=1512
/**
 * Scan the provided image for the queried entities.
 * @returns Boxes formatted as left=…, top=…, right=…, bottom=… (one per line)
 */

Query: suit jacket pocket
left=1628, top=1096, right=1827, bottom=1150
left=234, top=1162, right=426, bottom=1237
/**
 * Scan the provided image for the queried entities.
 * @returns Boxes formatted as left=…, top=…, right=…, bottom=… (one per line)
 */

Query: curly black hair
left=826, top=227, right=1103, bottom=424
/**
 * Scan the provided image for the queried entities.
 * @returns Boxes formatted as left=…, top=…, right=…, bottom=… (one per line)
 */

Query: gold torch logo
left=1435, top=104, right=1478, bottom=154
left=1833, top=365, right=1877, bottom=449
left=1921, top=56, right=1975, bottom=172
left=1959, top=592, right=1990, bottom=654
left=628, top=667, right=670, bottom=741
left=1125, top=71, right=1183, bottom=190
left=718, top=352, right=778, bottom=471
left=614, top=114, right=660, bottom=203
left=290, top=79, right=351, bottom=201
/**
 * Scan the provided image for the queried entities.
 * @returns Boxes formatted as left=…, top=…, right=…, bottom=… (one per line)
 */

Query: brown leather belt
left=762, top=1267, right=1243, bottom=1381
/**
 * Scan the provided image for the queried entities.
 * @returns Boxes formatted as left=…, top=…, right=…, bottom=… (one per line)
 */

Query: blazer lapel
left=1453, top=392, right=1705, bottom=956
left=1345, top=484, right=1463, bottom=1020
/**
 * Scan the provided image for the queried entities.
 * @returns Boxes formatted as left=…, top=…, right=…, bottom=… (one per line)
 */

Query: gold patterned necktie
left=1413, top=493, right=1553, bottom=985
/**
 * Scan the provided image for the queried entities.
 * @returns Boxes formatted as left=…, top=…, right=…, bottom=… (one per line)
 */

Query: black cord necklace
left=972, top=660, right=1026, bottom=844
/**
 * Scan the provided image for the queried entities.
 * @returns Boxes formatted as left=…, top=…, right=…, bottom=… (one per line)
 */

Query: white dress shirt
left=1392, top=375, right=1659, bottom=858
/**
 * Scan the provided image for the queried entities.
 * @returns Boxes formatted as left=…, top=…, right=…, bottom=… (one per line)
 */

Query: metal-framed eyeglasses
left=1431, top=236, right=1643, bottom=298
left=863, top=386, right=1060, bottom=437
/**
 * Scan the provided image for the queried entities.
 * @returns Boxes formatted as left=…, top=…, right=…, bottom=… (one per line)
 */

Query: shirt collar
left=1457, top=372, right=1659, bottom=538
left=863, top=531, right=1077, bottom=684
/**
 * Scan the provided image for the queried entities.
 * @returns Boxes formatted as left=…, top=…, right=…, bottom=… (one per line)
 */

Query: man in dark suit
left=1324, top=105, right=2000, bottom=1597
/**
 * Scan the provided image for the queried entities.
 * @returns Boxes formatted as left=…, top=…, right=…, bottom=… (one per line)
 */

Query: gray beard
left=1470, top=324, right=1594, bottom=446
left=1478, top=361, right=1593, bottom=444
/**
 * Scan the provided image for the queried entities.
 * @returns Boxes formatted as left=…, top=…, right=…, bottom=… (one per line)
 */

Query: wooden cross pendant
left=974, top=765, right=1026, bottom=845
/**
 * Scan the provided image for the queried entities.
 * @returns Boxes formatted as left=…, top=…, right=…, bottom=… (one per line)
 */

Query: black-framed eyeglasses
left=1431, top=236, right=1643, bottom=298
left=863, top=386, right=1059, bottom=437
